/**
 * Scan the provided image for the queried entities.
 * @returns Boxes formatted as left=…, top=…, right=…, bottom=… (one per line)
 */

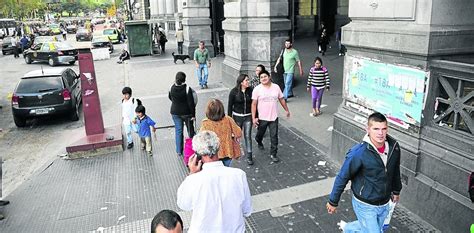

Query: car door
left=38, top=43, right=52, bottom=61
left=30, top=43, right=42, bottom=61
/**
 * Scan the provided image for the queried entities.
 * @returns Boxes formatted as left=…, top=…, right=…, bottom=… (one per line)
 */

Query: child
left=307, top=57, right=330, bottom=116
left=135, top=105, right=156, bottom=156
left=122, top=87, right=138, bottom=149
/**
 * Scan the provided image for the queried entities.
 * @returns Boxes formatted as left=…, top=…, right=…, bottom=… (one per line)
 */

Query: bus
left=0, top=18, right=17, bottom=39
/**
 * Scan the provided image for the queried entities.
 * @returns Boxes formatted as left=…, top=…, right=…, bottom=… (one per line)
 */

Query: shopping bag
left=382, top=200, right=397, bottom=231
left=183, top=137, right=194, bottom=165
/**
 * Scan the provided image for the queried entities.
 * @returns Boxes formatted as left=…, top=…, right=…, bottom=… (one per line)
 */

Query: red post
left=78, top=48, right=105, bottom=135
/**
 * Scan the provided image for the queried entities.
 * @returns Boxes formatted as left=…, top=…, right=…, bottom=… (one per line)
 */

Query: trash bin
left=125, top=20, right=152, bottom=56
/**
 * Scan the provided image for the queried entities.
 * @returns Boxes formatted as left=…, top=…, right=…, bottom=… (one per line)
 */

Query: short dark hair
left=368, top=112, right=387, bottom=124
left=151, top=210, right=183, bottom=233
left=258, top=69, right=270, bottom=78
left=314, top=57, right=323, bottom=65
left=175, top=72, right=186, bottom=85
left=135, top=105, right=146, bottom=114
left=122, top=87, right=132, bottom=96
left=205, top=98, right=225, bottom=121
left=256, top=64, right=266, bottom=71
left=285, top=38, right=292, bottom=44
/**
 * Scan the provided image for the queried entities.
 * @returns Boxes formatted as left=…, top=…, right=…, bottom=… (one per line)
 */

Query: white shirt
left=122, top=98, right=137, bottom=125
left=177, top=161, right=252, bottom=233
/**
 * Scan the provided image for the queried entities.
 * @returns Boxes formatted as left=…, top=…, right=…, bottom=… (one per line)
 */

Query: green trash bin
left=125, top=20, right=152, bottom=56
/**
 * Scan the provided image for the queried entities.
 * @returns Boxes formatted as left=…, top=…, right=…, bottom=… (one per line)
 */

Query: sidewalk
left=0, top=37, right=438, bottom=232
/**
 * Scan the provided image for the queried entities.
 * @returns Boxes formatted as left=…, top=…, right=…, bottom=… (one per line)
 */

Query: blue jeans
left=123, top=123, right=133, bottom=144
left=283, top=73, right=294, bottom=99
left=172, top=114, right=195, bottom=154
left=196, top=63, right=209, bottom=86
left=343, top=196, right=390, bottom=233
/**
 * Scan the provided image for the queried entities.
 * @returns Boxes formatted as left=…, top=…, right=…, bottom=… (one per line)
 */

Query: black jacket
left=228, top=87, right=253, bottom=116
left=169, top=84, right=195, bottom=117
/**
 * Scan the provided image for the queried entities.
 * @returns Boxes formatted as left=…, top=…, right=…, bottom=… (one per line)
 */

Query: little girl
left=307, top=57, right=330, bottom=116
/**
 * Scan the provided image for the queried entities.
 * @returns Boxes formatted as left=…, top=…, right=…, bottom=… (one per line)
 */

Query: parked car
left=30, top=35, right=63, bottom=48
left=37, top=27, right=52, bottom=36
left=23, top=42, right=78, bottom=66
left=11, top=68, right=82, bottom=127
left=102, top=28, right=120, bottom=43
left=1, top=36, right=15, bottom=55
left=48, top=24, right=61, bottom=35
left=66, top=24, right=77, bottom=34
left=76, top=28, right=93, bottom=41
left=91, top=35, right=114, bottom=53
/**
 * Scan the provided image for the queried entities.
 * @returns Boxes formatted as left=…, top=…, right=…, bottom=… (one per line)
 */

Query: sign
left=346, top=57, right=427, bottom=126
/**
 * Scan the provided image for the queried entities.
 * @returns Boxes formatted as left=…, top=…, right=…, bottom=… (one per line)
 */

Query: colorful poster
left=346, top=58, right=427, bottom=126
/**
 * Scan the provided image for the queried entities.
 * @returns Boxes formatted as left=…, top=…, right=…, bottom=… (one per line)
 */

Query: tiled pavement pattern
left=0, top=90, right=438, bottom=232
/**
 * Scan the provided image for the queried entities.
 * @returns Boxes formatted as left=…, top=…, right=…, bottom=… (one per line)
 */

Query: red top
left=377, top=144, right=386, bottom=154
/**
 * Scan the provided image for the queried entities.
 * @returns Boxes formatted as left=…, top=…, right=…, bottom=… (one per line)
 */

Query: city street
left=0, top=34, right=440, bottom=232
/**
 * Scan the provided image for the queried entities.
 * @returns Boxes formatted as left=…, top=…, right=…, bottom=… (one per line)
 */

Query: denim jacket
left=328, top=135, right=402, bottom=206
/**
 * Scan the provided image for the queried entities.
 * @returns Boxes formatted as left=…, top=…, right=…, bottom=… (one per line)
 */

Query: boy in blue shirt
left=134, top=105, right=156, bottom=156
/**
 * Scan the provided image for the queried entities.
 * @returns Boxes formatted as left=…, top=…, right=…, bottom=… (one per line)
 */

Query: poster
left=346, top=58, right=427, bottom=126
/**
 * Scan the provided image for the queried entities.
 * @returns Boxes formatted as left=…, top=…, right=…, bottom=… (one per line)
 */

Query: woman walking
left=250, top=64, right=266, bottom=88
left=169, top=72, right=196, bottom=156
left=228, top=74, right=254, bottom=165
left=200, top=99, right=242, bottom=167
left=307, top=57, right=330, bottom=116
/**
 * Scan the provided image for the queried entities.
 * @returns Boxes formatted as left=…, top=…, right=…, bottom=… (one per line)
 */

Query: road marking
left=91, top=177, right=346, bottom=232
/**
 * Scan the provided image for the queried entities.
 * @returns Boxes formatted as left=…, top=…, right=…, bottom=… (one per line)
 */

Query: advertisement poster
left=347, top=58, right=427, bottom=126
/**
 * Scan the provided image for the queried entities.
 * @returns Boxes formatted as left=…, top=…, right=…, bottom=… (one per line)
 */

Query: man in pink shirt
left=251, top=70, right=290, bottom=163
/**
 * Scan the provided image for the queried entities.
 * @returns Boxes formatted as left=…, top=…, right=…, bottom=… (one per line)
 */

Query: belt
left=232, top=112, right=251, bottom=117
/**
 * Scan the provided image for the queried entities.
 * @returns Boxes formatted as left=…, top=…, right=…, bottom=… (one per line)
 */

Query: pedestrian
left=159, top=30, right=167, bottom=53
left=134, top=105, right=156, bottom=156
left=169, top=72, right=196, bottom=157
left=20, top=35, right=29, bottom=52
left=122, top=87, right=139, bottom=149
left=319, top=28, right=329, bottom=56
left=228, top=74, right=254, bottom=165
left=326, top=112, right=402, bottom=232
left=151, top=209, right=183, bottom=233
left=194, top=41, right=211, bottom=89
left=11, top=36, right=19, bottom=58
left=336, top=28, right=345, bottom=56
left=273, top=39, right=304, bottom=101
left=62, top=28, right=67, bottom=40
left=177, top=130, right=252, bottom=232
left=0, top=152, right=11, bottom=221
left=117, top=49, right=130, bottom=64
left=250, top=64, right=265, bottom=88
left=251, top=70, right=290, bottom=163
left=307, top=57, right=330, bottom=116
left=200, top=99, right=242, bottom=167
left=175, top=27, right=184, bottom=54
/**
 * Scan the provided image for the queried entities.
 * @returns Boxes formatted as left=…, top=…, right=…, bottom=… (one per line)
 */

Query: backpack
left=122, top=97, right=142, bottom=106
left=186, top=85, right=198, bottom=106
left=469, top=172, right=474, bottom=203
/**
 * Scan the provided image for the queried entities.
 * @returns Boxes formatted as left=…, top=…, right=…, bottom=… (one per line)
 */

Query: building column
left=182, top=0, right=214, bottom=57
left=331, top=0, right=474, bottom=232
left=158, top=0, right=165, bottom=16
left=221, top=0, right=290, bottom=87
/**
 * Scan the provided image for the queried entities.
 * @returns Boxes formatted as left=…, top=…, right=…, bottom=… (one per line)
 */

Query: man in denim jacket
left=327, top=112, right=402, bottom=232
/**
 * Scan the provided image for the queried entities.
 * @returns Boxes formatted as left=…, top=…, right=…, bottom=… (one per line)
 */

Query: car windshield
left=103, top=29, right=115, bottom=35
left=16, top=76, right=63, bottom=93
left=78, top=29, right=88, bottom=33
left=3, top=37, right=11, bottom=43
left=54, top=42, right=74, bottom=50
left=35, top=37, right=53, bottom=43
left=92, top=36, right=108, bottom=42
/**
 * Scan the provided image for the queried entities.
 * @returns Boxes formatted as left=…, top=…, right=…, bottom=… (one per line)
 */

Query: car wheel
left=2, top=51, right=5, bottom=55
left=13, top=115, right=26, bottom=127
left=70, top=104, right=80, bottom=121
left=25, top=55, right=32, bottom=64
left=69, top=60, right=76, bottom=65
left=48, top=58, right=56, bottom=66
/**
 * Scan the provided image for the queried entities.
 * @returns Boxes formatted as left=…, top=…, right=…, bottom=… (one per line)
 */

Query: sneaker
left=147, top=151, right=153, bottom=156
left=127, top=142, right=134, bottom=149
left=270, top=155, right=280, bottom=163
left=337, top=220, right=347, bottom=231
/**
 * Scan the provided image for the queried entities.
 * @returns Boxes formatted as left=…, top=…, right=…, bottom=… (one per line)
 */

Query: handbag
left=227, top=117, right=242, bottom=158
left=183, top=118, right=197, bottom=165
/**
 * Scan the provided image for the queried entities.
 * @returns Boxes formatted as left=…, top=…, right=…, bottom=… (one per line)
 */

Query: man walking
left=193, top=41, right=211, bottom=89
left=177, top=131, right=252, bottom=233
left=326, top=112, right=402, bottom=232
left=274, top=39, right=303, bottom=100
left=11, top=36, right=19, bottom=58
left=175, top=27, right=184, bottom=54
left=251, top=70, right=291, bottom=163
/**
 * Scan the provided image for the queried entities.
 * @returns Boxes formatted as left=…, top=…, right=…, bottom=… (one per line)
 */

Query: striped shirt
left=307, top=66, right=329, bottom=90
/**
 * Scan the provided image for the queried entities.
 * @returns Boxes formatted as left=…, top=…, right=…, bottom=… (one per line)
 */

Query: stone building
left=129, top=0, right=473, bottom=231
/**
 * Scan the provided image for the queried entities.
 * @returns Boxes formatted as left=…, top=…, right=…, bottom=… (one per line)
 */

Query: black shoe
left=247, top=153, right=254, bottom=165
left=255, top=139, right=264, bottom=150
left=270, top=155, right=280, bottom=163
left=127, top=143, right=134, bottom=149
left=0, top=200, right=9, bottom=206
left=204, top=84, right=208, bottom=89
